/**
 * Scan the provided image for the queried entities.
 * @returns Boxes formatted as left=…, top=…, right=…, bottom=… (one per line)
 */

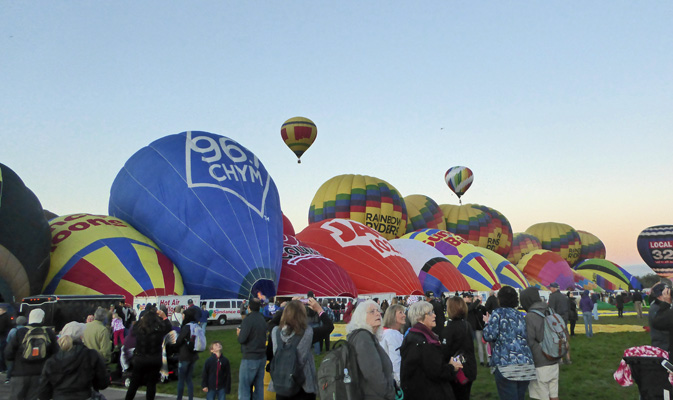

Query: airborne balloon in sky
left=109, top=131, right=283, bottom=299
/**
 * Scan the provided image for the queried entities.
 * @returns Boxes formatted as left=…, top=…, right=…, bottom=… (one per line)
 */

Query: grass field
left=146, top=313, right=653, bottom=399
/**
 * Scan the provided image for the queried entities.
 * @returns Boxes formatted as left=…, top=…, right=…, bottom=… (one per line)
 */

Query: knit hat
left=651, top=283, right=667, bottom=299
left=549, top=282, right=560, bottom=288
left=29, top=308, right=45, bottom=324
left=60, top=321, right=86, bottom=339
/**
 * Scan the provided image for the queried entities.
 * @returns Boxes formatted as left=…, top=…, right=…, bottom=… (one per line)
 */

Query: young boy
left=201, top=341, right=231, bottom=400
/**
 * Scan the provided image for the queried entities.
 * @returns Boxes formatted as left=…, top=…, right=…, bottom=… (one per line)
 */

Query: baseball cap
left=549, top=282, right=560, bottom=288
left=29, top=308, right=45, bottom=324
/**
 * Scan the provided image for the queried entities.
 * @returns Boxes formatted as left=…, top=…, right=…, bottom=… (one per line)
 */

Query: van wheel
left=218, top=315, right=227, bottom=325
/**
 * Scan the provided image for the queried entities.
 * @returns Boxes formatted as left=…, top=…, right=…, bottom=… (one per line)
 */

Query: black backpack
left=269, top=328, right=305, bottom=397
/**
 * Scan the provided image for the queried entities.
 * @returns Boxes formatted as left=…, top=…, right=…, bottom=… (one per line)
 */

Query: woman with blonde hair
left=346, top=299, right=396, bottom=400
left=441, top=296, right=477, bottom=400
left=380, top=304, right=407, bottom=385
left=400, top=300, right=463, bottom=400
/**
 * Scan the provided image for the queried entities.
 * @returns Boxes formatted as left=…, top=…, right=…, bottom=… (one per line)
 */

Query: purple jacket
left=579, top=295, right=594, bottom=313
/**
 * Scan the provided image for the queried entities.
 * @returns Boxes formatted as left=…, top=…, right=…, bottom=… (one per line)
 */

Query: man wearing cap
left=4, top=308, right=59, bottom=399
left=187, top=298, right=202, bottom=322
left=649, top=283, right=671, bottom=351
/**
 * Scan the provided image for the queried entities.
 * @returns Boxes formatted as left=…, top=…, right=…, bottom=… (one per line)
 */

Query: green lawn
left=148, top=315, right=653, bottom=399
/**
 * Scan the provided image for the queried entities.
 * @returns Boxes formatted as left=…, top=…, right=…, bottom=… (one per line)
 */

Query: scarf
left=409, top=322, right=440, bottom=346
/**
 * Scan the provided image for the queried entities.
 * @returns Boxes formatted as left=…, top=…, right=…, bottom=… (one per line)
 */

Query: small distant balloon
left=281, top=117, right=317, bottom=163
left=444, top=166, right=473, bottom=204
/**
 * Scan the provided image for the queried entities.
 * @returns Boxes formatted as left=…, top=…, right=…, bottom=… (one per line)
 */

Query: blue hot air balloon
left=109, top=131, right=283, bottom=299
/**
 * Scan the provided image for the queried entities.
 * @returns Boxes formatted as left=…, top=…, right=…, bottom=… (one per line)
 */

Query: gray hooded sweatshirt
left=520, top=287, right=560, bottom=367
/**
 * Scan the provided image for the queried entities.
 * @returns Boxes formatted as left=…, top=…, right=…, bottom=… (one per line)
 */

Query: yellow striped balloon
left=281, top=117, right=317, bottom=163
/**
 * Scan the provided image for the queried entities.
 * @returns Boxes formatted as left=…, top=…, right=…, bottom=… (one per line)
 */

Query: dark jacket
left=440, top=318, right=477, bottom=382
left=651, top=301, right=673, bottom=352
left=0, top=312, right=11, bottom=337
left=172, top=310, right=200, bottom=362
left=37, top=340, right=109, bottom=400
left=237, top=311, right=267, bottom=360
left=568, top=296, right=578, bottom=322
left=616, top=294, right=625, bottom=308
left=431, top=299, right=446, bottom=337
left=201, top=353, right=231, bottom=393
left=4, top=324, right=59, bottom=377
left=649, top=300, right=670, bottom=351
left=133, top=318, right=172, bottom=358
left=400, top=324, right=455, bottom=400
left=466, top=299, right=485, bottom=332
left=548, top=290, right=569, bottom=320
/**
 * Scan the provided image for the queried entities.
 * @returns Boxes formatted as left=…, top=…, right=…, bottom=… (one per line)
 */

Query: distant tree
left=637, top=273, right=672, bottom=289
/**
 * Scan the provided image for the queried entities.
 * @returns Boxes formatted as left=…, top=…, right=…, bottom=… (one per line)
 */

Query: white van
left=133, top=295, right=200, bottom=319
left=201, top=299, right=244, bottom=325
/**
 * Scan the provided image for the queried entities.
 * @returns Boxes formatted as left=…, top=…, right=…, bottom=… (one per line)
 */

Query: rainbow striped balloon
left=444, top=166, right=474, bottom=203
left=577, top=230, right=607, bottom=260
left=309, top=174, right=407, bottom=240
left=405, top=194, right=446, bottom=233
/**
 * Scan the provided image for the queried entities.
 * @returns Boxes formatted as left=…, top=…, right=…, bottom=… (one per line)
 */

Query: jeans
left=206, top=388, right=226, bottom=400
left=475, top=330, right=488, bottom=364
left=583, top=312, right=593, bottom=337
left=238, top=358, right=266, bottom=400
left=177, top=360, right=196, bottom=400
left=493, top=367, right=529, bottom=400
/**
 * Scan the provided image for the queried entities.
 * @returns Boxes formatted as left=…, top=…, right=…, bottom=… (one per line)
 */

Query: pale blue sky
left=2, top=2, right=671, bottom=276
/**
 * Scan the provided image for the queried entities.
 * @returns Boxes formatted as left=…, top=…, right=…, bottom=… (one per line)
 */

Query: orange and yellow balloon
left=281, top=117, right=317, bottom=163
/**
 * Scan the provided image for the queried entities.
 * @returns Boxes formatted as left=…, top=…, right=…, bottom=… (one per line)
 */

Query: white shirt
left=380, top=327, right=404, bottom=384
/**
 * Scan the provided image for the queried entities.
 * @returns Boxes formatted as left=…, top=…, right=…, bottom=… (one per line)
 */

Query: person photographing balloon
left=651, top=285, right=673, bottom=353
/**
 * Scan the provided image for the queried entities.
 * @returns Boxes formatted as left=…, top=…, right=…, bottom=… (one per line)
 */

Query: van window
left=216, top=301, right=230, bottom=308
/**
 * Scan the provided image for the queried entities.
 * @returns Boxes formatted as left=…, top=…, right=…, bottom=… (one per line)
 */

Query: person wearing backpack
left=4, top=308, right=59, bottom=400
left=174, top=307, right=202, bottom=400
left=520, top=287, right=561, bottom=400
left=268, top=300, right=318, bottom=400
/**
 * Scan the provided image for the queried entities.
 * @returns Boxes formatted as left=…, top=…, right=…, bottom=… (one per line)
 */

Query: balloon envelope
left=281, top=117, right=317, bottom=163
left=476, top=247, right=529, bottom=289
left=109, top=131, right=283, bottom=299
left=470, top=204, right=513, bottom=257
left=309, top=174, right=407, bottom=240
left=404, top=195, right=446, bottom=233
left=444, top=166, right=473, bottom=200
left=278, top=235, right=357, bottom=297
left=440, top=204, right=496, bottom=251
left=390, top=238, right=471, bottom=294
left=282, top=214, right=296, bottom=237
left=525, top=222, right=582, bottom=267
left=574, top=258, right=632, bottom=291
left=296, top=219, right=422, bottom=295
left=45, top=214, right=184, bottom=304
left=402, top=229, right=501, bottom=291
left=0, top=163, right=51, bottom=300
left=637, top=225, right=673, bottom=278
left=517, top=250, right=575, bottom=290
left=577, top=230, right=607, bottom=260
left=507, top=233, right=542, bottom=265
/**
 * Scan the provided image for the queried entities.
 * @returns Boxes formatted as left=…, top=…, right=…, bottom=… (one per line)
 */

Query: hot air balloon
left=0, top=163, right=51, bottom=301
left=574, top=258, right=632, bottom=291
left=109, top=131, right=283, bottom=299
left=45, top=214, right=184, bottom=303
left=278, top=235, right=357, bottom=297
left=577, top=230, right=607, bottom=261
left=517, top=250, right=575, bottom=290
left=439, top=204, right=496, bottom=250
left=309, top=174, right=407, bottom=240
left=402, top=229, right=501, bottom=291
left=296, top=218, right=423, bottom=295
left=390, top=238, right=471, bottom=294
left=282, top=214, right=296, bottom=237
left=507, top=232, right=543, bottom=265
left=444, top=166, right=473, bottom=204
left=476, top=247, right=529, bottom=289
left=281, top=117, right=317, bottom=163
left=470, top=204, right=513, bottom=257
left=404, top=194, right=446, bottom=233
left=637, top=225, right=673, bottom=278
left=525, top=222, right=582, bottom=267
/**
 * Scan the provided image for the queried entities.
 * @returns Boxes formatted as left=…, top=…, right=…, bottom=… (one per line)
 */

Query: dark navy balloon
left=637, top=225, right=673, bottom=278
left=109, top=131, right=283, bottom=299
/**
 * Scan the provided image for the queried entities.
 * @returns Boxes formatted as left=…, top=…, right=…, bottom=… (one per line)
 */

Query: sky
left=1, top=2, right=671, bottom=278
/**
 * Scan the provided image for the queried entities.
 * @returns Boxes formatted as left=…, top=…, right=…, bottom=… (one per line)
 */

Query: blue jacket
left=482, top=307, right=534, bottom=368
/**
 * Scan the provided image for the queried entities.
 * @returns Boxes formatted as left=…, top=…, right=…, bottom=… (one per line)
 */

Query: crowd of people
left=0, top=284, right=659, bottom=400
